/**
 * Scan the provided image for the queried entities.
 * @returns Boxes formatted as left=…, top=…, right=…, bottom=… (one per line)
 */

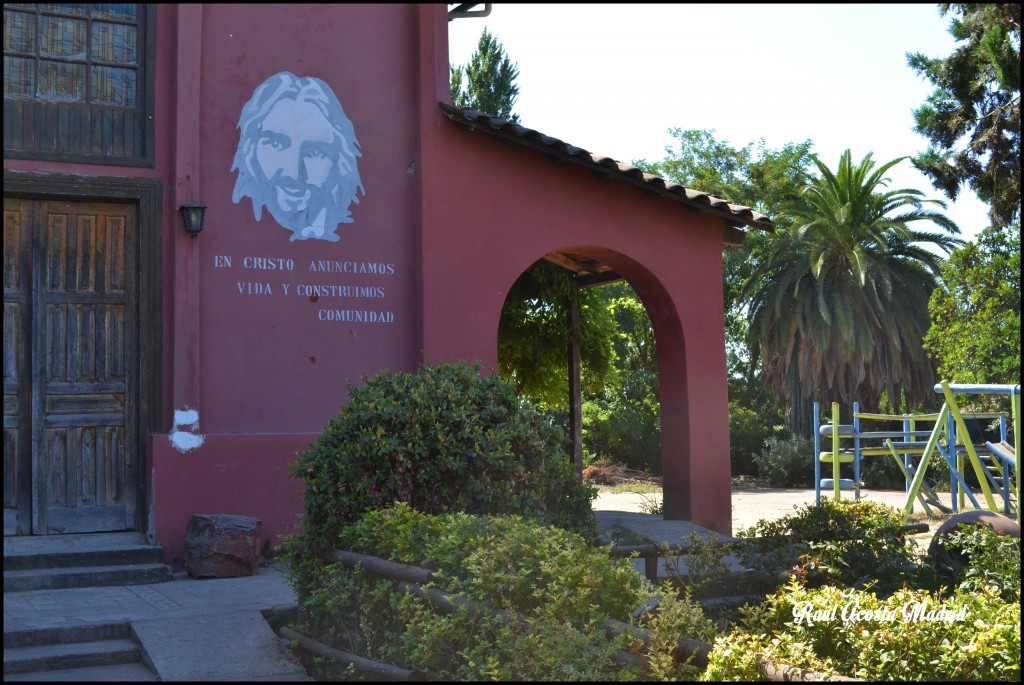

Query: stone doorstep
left=3, top=563, right=172, bottom=593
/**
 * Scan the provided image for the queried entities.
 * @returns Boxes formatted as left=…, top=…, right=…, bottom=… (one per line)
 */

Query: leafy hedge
left=290, top=360, right=597, bottom=551
left=704, top=580, right=1020, bottom=681
left=288, top=504, right=718, bottom=681
left=736, top=498, right=935, bottom=596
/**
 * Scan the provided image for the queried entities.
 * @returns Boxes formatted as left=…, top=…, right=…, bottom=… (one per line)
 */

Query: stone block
left=186, top=514, right=263, bottom=578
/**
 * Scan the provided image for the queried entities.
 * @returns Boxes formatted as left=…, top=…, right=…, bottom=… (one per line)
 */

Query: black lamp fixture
left=179, top=199, right=207, bottom=237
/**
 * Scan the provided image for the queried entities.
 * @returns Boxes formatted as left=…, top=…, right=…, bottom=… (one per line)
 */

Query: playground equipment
left=814, top=381, right=1019, bottom=521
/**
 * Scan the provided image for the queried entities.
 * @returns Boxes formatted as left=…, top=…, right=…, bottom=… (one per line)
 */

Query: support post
left=568, top=290, right=583, bottom=477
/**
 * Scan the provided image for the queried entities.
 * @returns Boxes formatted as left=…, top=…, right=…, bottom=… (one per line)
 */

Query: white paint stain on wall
left=174, top=408, right=199, bottom=429
left=169, top=406, right=205, bottom=452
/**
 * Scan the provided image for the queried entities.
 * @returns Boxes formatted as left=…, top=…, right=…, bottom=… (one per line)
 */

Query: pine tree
left=450, top=27, right=521, bottom=122
left=907, top=4, right=1021, bottom=227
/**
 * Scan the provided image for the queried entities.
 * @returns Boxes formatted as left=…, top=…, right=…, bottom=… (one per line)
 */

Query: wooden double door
left=4, top=197, right=143, bottom=535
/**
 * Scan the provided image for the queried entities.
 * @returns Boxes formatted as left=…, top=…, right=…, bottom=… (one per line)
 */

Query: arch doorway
left=495, top=247, right=706, bottom=526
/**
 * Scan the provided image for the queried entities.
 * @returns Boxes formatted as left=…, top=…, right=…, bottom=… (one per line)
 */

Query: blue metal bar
left=903, top=414, right=912, bottom=513
left=947, top=410, right=958, bottom=510
left=814, top=402, right=821, bottom=506
left=934, top=383, right=1021, bottom=395
left=853, top=402, right=861, bottom=500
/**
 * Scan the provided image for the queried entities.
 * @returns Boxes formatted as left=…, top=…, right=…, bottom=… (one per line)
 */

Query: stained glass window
left=4, top=3, right=149, bottom=163
left=4, top=4, right=138, bottom=106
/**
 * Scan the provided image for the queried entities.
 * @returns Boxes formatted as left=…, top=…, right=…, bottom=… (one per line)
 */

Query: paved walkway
left=3, top=564, right=298, bottom=633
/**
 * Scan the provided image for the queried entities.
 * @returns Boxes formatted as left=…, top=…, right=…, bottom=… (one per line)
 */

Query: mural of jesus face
left=231, top=72, right=365, bottom=242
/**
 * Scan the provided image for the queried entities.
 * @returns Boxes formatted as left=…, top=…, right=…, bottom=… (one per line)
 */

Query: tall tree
left=924, top=222, right=1021, bottom=390
left=635, top=130, right=814, bottom=399
left=450, top=27, right=521, bottom=122
left=907, top=3, right=1021, bottom=227
left=745, top=151, right=963, bottom=434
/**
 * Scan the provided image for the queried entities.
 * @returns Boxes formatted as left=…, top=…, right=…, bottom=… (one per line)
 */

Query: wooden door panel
left=3, top=198, right=31, bottom=535
left=37, top=201, right=137, bottom=534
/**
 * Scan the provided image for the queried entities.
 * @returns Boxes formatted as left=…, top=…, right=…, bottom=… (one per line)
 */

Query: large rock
left=186, top=514, right=263, bottom=578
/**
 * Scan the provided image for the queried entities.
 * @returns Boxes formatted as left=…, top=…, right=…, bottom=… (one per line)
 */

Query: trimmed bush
left=290, top=360, right=597, bottom=550
left=289, top=504, right=717, bottom=681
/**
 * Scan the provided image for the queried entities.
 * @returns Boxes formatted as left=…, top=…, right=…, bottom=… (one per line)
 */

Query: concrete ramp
left=132, top=609, right=310, bottom=681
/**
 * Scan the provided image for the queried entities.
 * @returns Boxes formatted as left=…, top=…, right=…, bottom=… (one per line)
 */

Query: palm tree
left=744, top=150, right=963, bottom=434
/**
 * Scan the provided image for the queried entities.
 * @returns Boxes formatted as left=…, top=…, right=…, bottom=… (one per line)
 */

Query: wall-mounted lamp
left=179, top=200, right=207, bottom=237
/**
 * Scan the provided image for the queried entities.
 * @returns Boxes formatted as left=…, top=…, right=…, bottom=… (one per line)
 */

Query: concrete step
left=3, top=543, right=164, bottom=571
left=3, top=662, right=157, bottom=681
left=3, top=532, right=171, bottom=592
left=3, top=533, right=163, bottom=569
left=3, top=638, right=142, bottom=675
left=4, top=621, right=131, bottom=650
left=4, top=620, right=157, bottom=681
left=4, top=563, right=172, bottom=593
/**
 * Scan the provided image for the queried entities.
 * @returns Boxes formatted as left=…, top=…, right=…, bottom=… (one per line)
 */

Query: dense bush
left=736, top=498, right=933, bottom=596
left=289, top=504, right=718, bottom=681
left=944, top=524, right=1021, bottom=602
left=752, top=434, right=815, bottom=487
left=728, top=401, right=780, bottom=476
left=858, top=453, right=908, bottom=489
left=703, top=580, right=1020, bottom=681
left=290, top=360, right=598, bottom=551
left=708, top=504, right=1021, bottom=681
left=582, top=394, right=661, bottom=475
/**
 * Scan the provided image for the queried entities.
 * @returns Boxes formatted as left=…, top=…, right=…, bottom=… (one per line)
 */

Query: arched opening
left=495, top=246, right=696, bottom=522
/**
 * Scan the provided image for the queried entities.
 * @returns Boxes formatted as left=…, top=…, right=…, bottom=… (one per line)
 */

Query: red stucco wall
left=418, top=75, right=734, bottom=531
left=148, top=4, right=431, bottom=557
left=5, top=4, right=736, bottom=554
left=159, top=2, right=734, bottom=546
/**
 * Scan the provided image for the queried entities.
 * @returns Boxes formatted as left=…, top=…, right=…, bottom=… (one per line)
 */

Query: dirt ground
left=592, top=484, right=960, bottom=549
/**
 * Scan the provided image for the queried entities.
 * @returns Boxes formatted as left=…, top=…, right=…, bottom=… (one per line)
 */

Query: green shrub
left=728, top=401, right=775, bottom=476
left=703, top=580, right=1021, bottom=681
left=290, top=504, right=718, bottom=681
left=736, top=498, right=934, bottom=596
left=290, top=360, right=597, bottom=551
left=944, top=524, right=1021, bottom=602
left=583, top=394, right=661, bottom=475
left=753, top=434, right=815, bottom=487
left=858, top=454, right=908, bottom=489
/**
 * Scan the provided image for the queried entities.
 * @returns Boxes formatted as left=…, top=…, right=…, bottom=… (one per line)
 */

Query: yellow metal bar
left=832, top=402, right=840, bottom=500
left=1013, top=390, right=1020, bottom=516
left=853, top=412, right=943, bottom=421
left=940, top=380, right=998, bottom=511
left=885, top=439, right=934, bottom=516
left=903, top=405, right=948, bottom=520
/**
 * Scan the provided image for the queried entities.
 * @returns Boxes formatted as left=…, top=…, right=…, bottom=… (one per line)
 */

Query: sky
left=447, top=3, right=993, bottom=244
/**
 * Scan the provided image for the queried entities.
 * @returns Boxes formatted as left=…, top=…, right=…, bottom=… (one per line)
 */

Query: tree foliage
left=924, top=222, right=1021, bottom=387
left=635, top=130, right=814, bottom=401
left=582, top=283, right=661, bottom=473
left=450, top=26, right=521, bottom=122
left=907, top=3, right=1021, bottom=227
left=497, top=259, right=616, bottom=409
left=746, top=150, right=963, bottom=434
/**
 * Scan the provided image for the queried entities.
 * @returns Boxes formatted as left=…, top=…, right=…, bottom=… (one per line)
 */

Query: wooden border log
left=278, top=625, right=425, bottom=681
